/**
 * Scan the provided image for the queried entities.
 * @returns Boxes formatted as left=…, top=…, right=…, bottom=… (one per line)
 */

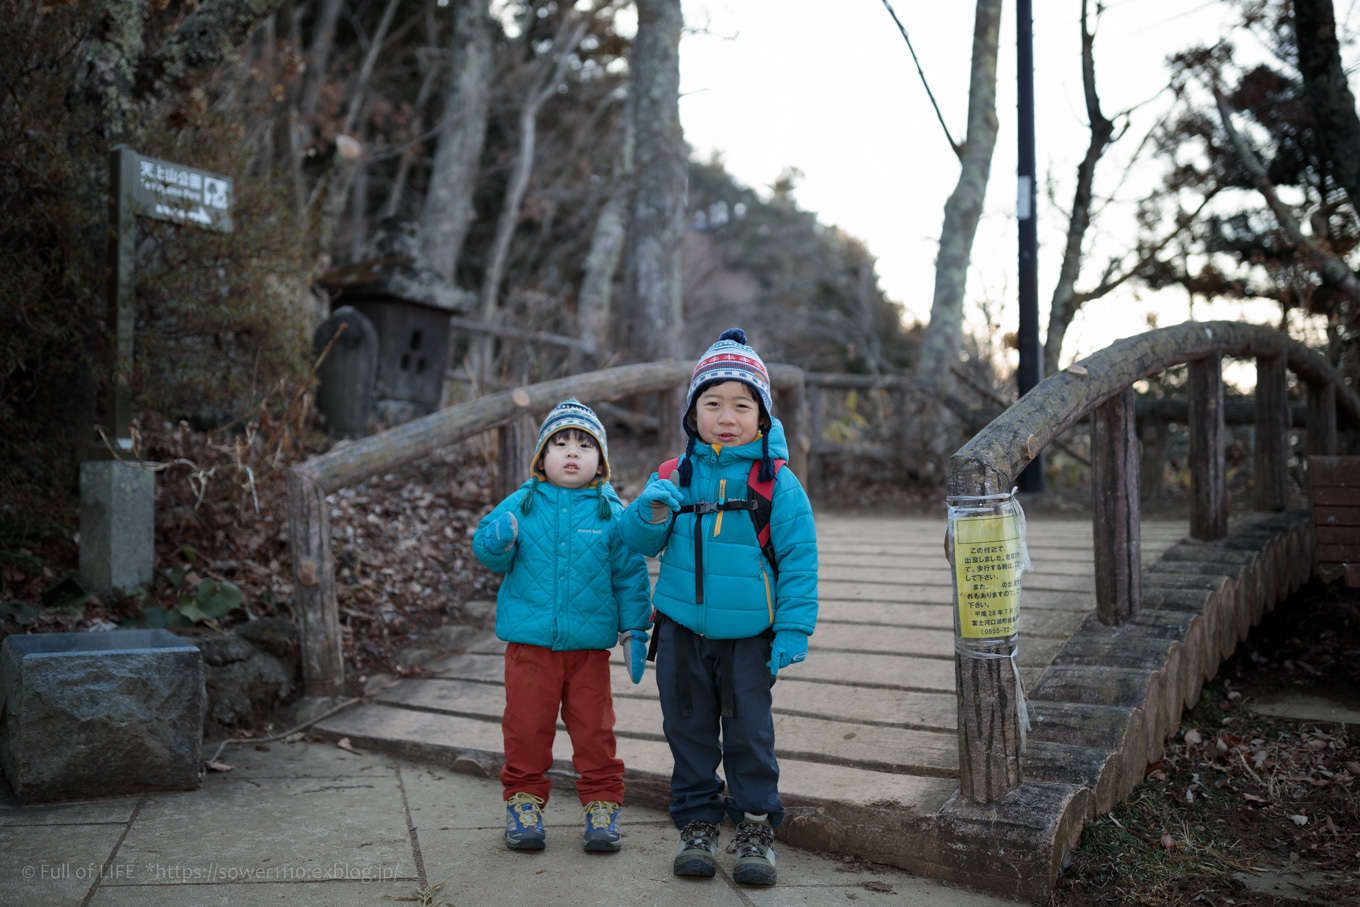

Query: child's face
left=695, top=381, right=761, bottom=448
left=541, top=429, right=602, bottom=489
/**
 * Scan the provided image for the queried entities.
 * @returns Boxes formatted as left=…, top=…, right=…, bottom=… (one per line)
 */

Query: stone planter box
left=0, top=630, right=206, bottom=804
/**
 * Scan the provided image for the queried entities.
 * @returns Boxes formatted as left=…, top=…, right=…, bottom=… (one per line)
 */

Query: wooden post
left=659, top=386, right=684, bottom=455
left=1189, top=354, right=1228, bottom=540
left=805, top=383, right=824, bottom=495
left=1139, top=413, right=1166, bottom=503
left=497, top=410, right=536, bottom=502
left=1092, top=387, right=1141, bottom=624
left=1253, top=355, right=1289, bottom=511
left=1307, top=380, right=1337, bottom=457
left=778, top=375, right=809, bottom=479
left=891, top=385, right=911, bottom=476
left=286, top=468, right=345, bottom=697
left=946, top=463, right=1022, bottom=804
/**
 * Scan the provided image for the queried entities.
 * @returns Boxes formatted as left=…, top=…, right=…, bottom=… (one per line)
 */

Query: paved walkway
left=0, top=737, right=1014, bottom=906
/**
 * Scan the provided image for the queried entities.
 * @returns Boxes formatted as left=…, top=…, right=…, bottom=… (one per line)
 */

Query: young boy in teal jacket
left=619, top=329, right=819, bottom=887
left=472, top=399, right=650, bottom=854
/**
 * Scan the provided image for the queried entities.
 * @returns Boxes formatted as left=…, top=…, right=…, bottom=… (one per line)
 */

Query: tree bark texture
left=579, top=105, right=636, bottom=355
left=1189, top=355, right=1227, bottom=541
left=954, top=640, right=1022, bottom=803
left=915, top=0, right=1002, bottom=379
left=420, top=0, right=493, bottom=281
left=134, top=0, right=287, bottom=117
left=1308, top=381, right=1338, bottom=456
left=70, top=0, right=145, bottom=140
left=1092, top=387, right=1140, bottom=625
left=621, top=0, right=686, bottom=362
left=1295, top=0, right=1360, bottom=215
left=1043, top=0, right=1114, bottom=377
left=1253, top=355, right=1289, bottom=511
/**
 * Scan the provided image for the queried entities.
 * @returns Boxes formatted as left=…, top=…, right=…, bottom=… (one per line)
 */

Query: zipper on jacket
left=714, top=479, right=726, bottom=535
left=760, top=563, right=773, bottom=624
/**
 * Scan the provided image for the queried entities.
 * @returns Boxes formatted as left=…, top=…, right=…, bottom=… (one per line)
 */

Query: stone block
left=314, top=305, right=377, bottom=437
left=0, top=630, right=206, bottom=803
left=79, top=459, right=155, bottom=594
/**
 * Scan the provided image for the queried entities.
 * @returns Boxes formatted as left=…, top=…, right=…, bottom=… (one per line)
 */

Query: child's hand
left=637, top=476, right=681, bottom=523
left=489, top=511, right=518, bottom=554
left=619, top=630, right=648, bottom=684
left=767, top=630, right=808, bottom=677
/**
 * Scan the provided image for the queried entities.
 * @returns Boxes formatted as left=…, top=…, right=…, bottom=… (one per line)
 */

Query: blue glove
left=637, top=476, right=681, bottom=522
left=489, top=512, right=518, bottom=554
left=619, top=630, right=648, bottom=684
left=767, top=630, right=808, bottom=677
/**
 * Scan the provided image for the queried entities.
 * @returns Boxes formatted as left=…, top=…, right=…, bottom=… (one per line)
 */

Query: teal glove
left=637, top=476, right=682, bottom=522
left=767, top=630, right=808, bottom=677
left=489, top=512, right=518, bottom=554
left=619, top=630, right=648, bottom=684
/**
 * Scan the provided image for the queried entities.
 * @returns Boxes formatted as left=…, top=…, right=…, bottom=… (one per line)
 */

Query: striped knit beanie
left=521, top=398, right=613, bottom=519
left=679, top=328, right=775, bottom=486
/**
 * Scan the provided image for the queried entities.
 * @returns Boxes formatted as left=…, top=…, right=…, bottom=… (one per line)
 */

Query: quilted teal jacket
left=473, top=480, right=650, bottom=651
left=619, top=419, right=819, bottom=640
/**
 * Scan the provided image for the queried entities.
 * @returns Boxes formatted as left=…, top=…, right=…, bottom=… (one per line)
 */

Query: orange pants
left=500, top=643, right=624, bottom=805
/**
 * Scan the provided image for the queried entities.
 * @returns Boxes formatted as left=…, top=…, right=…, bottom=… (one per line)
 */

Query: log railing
left=288, top=361, right=808, bottom=697
left=947, top=321, right=1360, bottom=803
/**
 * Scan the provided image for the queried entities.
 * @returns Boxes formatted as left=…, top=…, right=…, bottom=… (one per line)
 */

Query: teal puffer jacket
left=619, top=419, right=818, bottom=640
left=473, top=480, right=650, bottom=651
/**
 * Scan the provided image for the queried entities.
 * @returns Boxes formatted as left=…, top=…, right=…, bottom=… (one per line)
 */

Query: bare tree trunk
left=420, top=0, right=494, bottom=282
left=306, top=0, right=402, bottom=269
left=1043, top=0, right=1113, bottom=377
left=475, top=13, right=587, bottom=379
left=620, top=0, right=685, bottom=363
left=1215, top=88, right=1360, bottom=303
left=915, top=0, right=1003, bottom=379
left=382, top=51, right=442, bottom=219
left=1296, top=0, right=1360, bottom=215
left=579, top=111, right=635, bottom=361
left=300, top=0, right=344, bottom=122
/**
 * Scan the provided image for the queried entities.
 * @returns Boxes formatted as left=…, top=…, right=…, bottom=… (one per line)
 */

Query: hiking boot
left=673, top=819, right=721, bottom=876
left=504, top=792, right=546, bottom=850
left=581, top=800, right=622, bottom=852
left=727, top=813, right=777, bottom=885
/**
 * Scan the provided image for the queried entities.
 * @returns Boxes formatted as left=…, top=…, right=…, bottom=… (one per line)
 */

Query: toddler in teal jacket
left=472, top=399, right=650, bottom=854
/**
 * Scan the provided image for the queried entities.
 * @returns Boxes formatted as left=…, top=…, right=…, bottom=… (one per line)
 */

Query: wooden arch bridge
left=285, top=321, right=1360, bottom=900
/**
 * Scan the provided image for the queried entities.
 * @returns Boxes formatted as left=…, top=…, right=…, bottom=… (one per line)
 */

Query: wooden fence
left=946, top=320, right=1360, bottom=803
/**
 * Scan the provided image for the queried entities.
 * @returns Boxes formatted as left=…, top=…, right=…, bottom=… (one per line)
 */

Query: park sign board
left=129, top=150, right=233, bottom=233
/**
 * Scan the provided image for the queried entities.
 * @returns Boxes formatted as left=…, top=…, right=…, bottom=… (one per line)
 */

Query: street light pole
left=1016, top=0, right=1044, bottom=491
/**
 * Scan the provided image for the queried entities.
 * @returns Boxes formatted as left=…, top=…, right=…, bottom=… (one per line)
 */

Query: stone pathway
left=0, top=738, right=1015, bottom=906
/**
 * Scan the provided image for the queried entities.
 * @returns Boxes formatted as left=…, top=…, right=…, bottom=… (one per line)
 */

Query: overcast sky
left=675, top=0, right=1297, bottom=376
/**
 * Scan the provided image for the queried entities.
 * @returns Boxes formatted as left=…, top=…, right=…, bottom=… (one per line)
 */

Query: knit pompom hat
left=521, top=398, right=612, bottom=519
left=678, top=328, right=775, bottom=487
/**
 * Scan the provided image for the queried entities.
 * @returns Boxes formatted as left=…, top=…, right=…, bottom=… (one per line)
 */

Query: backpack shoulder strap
left=658, top=457, right=681, bottom=481
left=747, top=459, right=787, bottom=571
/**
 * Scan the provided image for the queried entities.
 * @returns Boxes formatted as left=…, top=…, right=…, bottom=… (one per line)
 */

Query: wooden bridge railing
left=947, top=320, right=1360, bottom=804
left=288, top=360, right=808, bottom=697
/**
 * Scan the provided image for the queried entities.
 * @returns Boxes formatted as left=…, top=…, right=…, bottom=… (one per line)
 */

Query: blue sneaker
left=505, top=792, right=546, bottom=850
left=582, top=800, right=622, bottom=852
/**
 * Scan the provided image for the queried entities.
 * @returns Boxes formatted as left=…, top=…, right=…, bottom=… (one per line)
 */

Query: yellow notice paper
left=952, top=512, right=1023, bottom=640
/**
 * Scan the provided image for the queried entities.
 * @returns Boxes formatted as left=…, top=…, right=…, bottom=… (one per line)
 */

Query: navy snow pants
left=654, top=615, right=784, bottom=830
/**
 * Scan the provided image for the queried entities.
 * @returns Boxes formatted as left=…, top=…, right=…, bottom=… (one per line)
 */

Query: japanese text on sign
left=952, top=512, right=1023, bottom=639
left=131, top=153, right=233, bottom=232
